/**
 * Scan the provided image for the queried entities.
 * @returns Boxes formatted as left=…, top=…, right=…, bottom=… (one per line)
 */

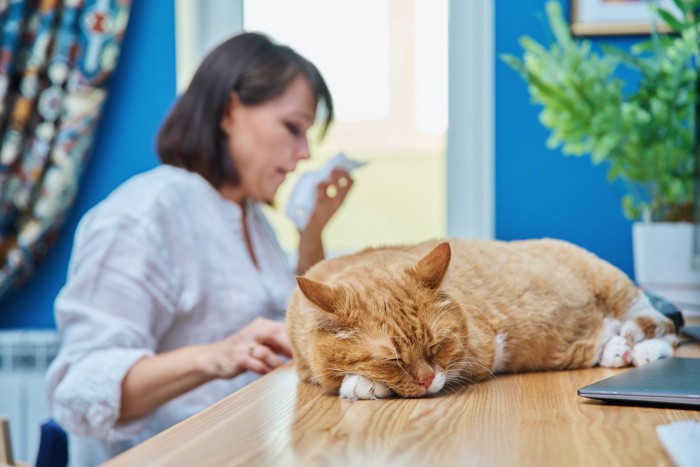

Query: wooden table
left=105, top=336, right=700, bottom=467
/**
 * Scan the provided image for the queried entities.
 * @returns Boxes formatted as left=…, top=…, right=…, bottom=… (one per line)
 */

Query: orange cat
left=287, top=238, right=677, bottom=399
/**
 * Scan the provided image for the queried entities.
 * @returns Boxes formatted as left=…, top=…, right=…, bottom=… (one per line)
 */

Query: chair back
left=34, top=420, right=68, bottom=467
left=0, top=417, right=30, bottom=467
left=0, top=417, right=16, bottom=466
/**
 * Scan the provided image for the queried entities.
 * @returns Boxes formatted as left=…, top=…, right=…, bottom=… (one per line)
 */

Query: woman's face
left=220, top=74, right=317, bottom=204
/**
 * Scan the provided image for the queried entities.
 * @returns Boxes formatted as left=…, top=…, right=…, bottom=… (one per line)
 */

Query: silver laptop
left=578, top=358, right=700, bottom=407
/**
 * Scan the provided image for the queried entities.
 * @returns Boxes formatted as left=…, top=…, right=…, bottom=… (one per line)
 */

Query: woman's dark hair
left=156, top=32, right=334, bottom=188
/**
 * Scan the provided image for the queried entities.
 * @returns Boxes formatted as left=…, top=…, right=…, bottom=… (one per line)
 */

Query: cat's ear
left=297, top=276, right=341, bottom=313
left=297, top=277, right=350, bottom=333
left=412, top=242, right=451, bottom=290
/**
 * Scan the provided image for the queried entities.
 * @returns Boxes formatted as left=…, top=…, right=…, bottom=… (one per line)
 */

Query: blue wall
left=495, top=0, right=636, bottom=277
left=1, top=0, right=641, bottom=329
left=0, top=0, right=176, bottom=328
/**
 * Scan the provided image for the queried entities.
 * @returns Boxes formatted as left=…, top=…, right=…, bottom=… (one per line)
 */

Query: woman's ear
left=220, top=92, right=239, bottom=133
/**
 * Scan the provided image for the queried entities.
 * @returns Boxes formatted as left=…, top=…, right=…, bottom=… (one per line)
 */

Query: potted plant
left=501, top=0, right=699, bottom=313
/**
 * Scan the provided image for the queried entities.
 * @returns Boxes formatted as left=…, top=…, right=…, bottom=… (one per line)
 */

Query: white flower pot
left=633, top=222, right=700, bottom=317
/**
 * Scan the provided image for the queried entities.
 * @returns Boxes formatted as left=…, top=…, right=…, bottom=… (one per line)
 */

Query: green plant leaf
left=500, top=54, right=524, bottom=73
left=500, top=0, right=697, bottom=221
left=655, top=7, right=685, bottom=32
left=671, top=0, right=689, bottom=15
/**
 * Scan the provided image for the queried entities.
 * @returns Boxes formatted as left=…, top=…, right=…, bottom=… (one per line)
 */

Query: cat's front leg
left=339, top=374, right=394, bottom=400
left=597, top=318, right=631, bottom=368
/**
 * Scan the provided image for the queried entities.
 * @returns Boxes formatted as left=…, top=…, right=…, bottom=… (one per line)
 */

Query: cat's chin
left=427, top=370, right=447, bottom=394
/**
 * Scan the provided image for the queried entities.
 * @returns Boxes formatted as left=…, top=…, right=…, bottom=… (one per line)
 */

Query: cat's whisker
left=444, top=377, right=475, bottom=388
left=446, top=354, right=495, bottom=380
left=462, top=360, right=495, bottom=379
left=440, top=331, right=468, bottom=349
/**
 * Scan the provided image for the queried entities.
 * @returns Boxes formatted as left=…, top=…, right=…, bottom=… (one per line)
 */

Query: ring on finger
left=247, top=342, right=258, bottom=356
left=325, top=185, right=338, bottom=198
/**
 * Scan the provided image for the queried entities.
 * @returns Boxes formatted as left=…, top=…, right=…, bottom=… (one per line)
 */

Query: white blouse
left=46, top=165, right=297, bottom=466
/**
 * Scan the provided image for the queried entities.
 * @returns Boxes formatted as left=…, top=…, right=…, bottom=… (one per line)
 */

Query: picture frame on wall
left=570, top=0, right=681, bottom=36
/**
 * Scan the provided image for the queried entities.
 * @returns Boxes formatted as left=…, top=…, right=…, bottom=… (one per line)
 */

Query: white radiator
left=0, top=330, right=59, bottom=463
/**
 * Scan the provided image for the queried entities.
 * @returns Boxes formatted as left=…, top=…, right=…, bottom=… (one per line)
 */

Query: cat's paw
left=600, top=336, right=632, bottom=368
left=339, top=374, right=393, bottom=400
left=620, top=311, right=675, bottom=345
left=631, top=338, right=674, bottom=366
left=620, top=320, right=645, bottom=345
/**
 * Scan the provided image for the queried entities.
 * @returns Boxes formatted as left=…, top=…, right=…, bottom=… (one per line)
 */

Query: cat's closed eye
left=378, top=357, right=404, bottom=370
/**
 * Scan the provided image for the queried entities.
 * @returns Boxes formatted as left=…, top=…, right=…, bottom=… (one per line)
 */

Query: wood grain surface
left=105, top=333, right=700, bottom=467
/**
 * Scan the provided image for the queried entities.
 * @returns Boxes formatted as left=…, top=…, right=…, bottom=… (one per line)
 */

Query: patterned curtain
left=0, top=0, right=131, bottom=299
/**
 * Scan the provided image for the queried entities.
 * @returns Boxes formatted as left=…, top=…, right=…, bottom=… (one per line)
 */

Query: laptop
left=578, top=357, right=700, bottom=407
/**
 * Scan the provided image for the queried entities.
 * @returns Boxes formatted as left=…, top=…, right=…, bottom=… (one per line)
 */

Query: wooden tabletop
left=105, top=336, right=700, bottom=467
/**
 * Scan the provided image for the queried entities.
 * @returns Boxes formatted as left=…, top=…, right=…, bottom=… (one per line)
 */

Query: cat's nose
left=420, top=374, right=434, bottom=390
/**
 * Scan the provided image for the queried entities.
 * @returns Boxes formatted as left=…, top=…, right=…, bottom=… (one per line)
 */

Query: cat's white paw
left=339, top=374, right=393, bottom=400
left=620, top=320, right=645, bottom=344
left=600, top=336, right=632, bottom=368
left=631, top=338, right=674, bottom=366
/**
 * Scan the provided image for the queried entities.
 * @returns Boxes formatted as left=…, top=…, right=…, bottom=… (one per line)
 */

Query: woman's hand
left=296, top=168, right=354, bottom=274
left=120, top=318, right=291, bottom=422
left=305, top=168, right=354, bottom=234
left=198, top=317, right=293, bottom=378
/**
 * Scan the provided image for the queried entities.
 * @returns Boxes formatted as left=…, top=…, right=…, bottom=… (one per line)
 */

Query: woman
left=46, top=32, right=353, bottom=465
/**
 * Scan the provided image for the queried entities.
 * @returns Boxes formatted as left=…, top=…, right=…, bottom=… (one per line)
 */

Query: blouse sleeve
left=47, top=212, right=179, bottom=441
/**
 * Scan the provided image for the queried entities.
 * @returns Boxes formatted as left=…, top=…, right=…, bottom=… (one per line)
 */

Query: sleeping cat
left=286, top=238, right=678, bottom=400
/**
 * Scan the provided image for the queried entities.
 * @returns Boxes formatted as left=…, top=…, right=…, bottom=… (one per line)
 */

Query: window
left=175, top=0, right=492, bottom=256
left=245, top=0, right=447, bottom=254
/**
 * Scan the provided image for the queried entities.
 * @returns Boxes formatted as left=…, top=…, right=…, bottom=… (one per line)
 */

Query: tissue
left=285, top=152, right=366, bottom=230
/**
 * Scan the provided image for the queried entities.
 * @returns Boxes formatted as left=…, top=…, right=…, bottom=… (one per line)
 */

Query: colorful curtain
left=0, top=0, right=131, bottom=299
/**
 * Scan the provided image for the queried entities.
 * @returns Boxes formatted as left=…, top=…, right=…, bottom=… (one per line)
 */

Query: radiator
left=0, top=330, right=59, bottom=463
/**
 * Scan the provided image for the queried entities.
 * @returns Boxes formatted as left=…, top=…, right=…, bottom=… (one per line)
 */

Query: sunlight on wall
left=415, top=0, right=448, bottom=134
left=245, top=0, right=448, bottom=255
left=246, top=0, right=390, bottom=122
